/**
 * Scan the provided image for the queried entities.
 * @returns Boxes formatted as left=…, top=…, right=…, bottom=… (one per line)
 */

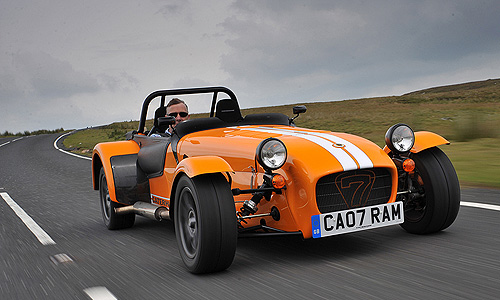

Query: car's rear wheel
left=401, top=147, right=460, bottom=234
left=174, top=174, right=237, bottom=274
left=99, top=168, right=135, bottom=230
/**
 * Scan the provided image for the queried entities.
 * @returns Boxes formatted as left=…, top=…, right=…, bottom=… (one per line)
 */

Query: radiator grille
left=316, top=168, right=392, bottom=213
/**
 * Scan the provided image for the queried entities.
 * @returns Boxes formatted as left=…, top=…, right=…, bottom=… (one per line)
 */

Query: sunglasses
left=168, top=112, right=188, bottom=118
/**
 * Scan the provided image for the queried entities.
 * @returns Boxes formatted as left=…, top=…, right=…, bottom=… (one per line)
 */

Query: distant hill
left=405, top=78, right=500, bottom=95
left=61, top=77, right=500, bottom=188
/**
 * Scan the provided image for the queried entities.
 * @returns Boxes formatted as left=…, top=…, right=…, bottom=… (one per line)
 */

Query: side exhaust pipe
left=115, top=202, right=170, bottom=221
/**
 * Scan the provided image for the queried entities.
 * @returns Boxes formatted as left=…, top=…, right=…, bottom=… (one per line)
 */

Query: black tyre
left=99, top=168, right=135, bottom=230
left=174, top=174, right=237, bottom=274
left=401, top=147, right=460, bottom=234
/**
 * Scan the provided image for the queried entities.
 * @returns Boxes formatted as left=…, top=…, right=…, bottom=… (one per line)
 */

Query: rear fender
left=384, top=131, right=449, bottom=154
left=92, top=141, right=140, bottom=203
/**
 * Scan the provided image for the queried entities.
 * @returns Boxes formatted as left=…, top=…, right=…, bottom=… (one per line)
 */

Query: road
left=1, top=134, right=499, bottom=299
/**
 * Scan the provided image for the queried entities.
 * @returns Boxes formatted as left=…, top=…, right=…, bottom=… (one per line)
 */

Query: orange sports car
left=92, top=87, right=460, bottom=273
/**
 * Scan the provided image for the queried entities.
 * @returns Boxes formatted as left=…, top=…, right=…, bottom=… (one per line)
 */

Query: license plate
left=311, top=202, right=404, bottom=238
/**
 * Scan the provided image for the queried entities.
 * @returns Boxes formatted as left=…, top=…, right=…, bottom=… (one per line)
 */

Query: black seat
left=215, top=99, right=243, bottom=123
left=149, top=106, right=168, bottom=135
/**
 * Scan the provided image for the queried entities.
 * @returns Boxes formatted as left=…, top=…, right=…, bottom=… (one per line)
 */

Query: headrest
left=154, top=106, right=167, bottom=127
left=215, top=99, right=242, bottom=123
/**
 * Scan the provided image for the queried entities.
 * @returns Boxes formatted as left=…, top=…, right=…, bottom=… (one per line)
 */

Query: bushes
left=0, top=128, right=65, bottom=137
left=452, top=113, right=499, bottom=142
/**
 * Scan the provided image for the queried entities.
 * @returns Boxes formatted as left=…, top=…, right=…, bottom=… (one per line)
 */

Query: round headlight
left=256, top=138, right=287, bottom=171
left=385, top=124, right=415, bottom=154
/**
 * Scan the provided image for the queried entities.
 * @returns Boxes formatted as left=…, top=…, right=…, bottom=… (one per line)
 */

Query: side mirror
left=158, top=116, right=175, bottom=127
left=289, top=105, right=307, bottom=125
left=293, top=105, right=307, bottom=114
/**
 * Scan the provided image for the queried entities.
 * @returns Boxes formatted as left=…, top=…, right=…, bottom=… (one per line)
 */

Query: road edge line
left=461, top=201, right=500, bottom=211
left=54, top=132, right=92, bottom=161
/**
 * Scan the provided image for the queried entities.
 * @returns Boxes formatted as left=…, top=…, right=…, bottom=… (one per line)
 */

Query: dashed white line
left=0, top=141, right=12, bottom=147
left=0, top=137, right=22, bottom=148
left=0, top=192, right=56, bottom=245
left=50, top=253, right=74, bottom=265
left=54, top=132, right=92, bottom=160
left=84, top=287, right=118, bottom=300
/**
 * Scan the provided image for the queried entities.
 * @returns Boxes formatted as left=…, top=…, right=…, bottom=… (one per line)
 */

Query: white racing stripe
left=0, top=192, right=56, bottom=245
left=296, top=130, right=373, bottom=169
left=235, top=126, right=373, bottom=171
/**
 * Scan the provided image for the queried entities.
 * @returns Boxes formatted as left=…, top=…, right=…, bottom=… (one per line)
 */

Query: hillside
left=63, top=78, right=500, bottom=187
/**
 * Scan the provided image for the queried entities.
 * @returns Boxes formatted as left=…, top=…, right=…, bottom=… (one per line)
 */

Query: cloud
left=220, top=0, right=500, bottom=105
left=0, top=52, right=101, bottom=100
left=0, top=51, right=142, bottom=132
left=1, top=0, right=500, bottom=133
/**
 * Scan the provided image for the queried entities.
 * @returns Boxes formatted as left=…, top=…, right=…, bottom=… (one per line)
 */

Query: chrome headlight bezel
left=385, top=123, right=415, bottom=154
left=256, top=138, right=287, bottom=171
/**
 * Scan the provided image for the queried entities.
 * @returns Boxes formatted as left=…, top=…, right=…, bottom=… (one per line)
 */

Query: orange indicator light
left=403, top=159, right=415, bottom=173
left=272, top=174, right=286, bottom=189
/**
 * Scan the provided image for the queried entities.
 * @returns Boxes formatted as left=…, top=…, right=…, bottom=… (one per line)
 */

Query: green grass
left=443, top=138, right=500, bottom=188
left=64, top=78, right=500, bottom=188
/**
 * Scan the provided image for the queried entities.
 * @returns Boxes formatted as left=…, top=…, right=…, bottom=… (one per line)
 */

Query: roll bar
left=137, top=86, right=238, bottom=133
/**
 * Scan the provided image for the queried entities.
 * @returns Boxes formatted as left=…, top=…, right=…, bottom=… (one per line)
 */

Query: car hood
left=178, top=125, right=395, bottom=176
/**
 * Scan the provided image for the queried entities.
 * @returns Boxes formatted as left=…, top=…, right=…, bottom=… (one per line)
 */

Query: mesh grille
left=316, top=168, right=392, bottom=213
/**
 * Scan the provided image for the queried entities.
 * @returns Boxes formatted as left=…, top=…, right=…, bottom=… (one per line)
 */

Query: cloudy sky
left=1, top=0, right=499, bottom=133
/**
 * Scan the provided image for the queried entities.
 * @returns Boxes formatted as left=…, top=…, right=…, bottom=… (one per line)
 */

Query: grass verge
left=63, top=78, right=500, bottom=188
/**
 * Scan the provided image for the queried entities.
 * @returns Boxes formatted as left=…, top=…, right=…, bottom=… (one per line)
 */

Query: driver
left=165, top=98, right=190, bottom=135
left=151, top=98, right=190, bottom=137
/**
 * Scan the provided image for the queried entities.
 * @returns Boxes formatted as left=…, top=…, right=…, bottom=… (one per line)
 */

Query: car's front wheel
left=99, top=168, right=135, bottom=230
left=174, top=174, right=237, bottom=273
left=401, top=147, right=460, bottom=234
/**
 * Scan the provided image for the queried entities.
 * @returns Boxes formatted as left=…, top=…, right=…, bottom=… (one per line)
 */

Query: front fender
left=174, top=156, right=234, bottom=178
left=92, top=140, right=140, bottom=203
left=384, top=131, right=449, bottom=154
left=411, top=131, right=450, bottom=153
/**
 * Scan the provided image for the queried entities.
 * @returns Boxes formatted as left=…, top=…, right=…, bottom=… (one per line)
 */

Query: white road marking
left=461, top=201, right=500, bottom=211
left=54, top=132, right=92, bottom=161
left=0, top=141, right=11, bottom=147
left=0, top=192, right=56, bottom=245
left=84, top=287, right=118, bottom=300
left=50, top=253, right=74, bottom=265
left=0, top=136, right=24, bottom=148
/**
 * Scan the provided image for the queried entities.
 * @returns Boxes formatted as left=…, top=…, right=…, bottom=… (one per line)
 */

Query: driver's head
left=166, top=98, right=190, bottom=128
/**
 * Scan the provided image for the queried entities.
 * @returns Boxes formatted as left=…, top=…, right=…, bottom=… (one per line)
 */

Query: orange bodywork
left=93, top=123, right=404, bottom=239
left=175, top=125, right=398, bottom=238
left=92, top=140, right=140, bottom=202
left=384, top=131, right=449, bottom=154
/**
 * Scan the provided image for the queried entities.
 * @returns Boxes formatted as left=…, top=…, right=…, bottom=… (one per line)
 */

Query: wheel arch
left=92, top=153, right=103, bottom=190
left=384, top=131, right=449, bottom=154
left=91, top=141, right=141, bottom=203
left=169, top=156, right=234, bottom=221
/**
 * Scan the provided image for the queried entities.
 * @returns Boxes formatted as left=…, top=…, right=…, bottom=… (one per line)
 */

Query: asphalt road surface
left=1, top=134, right=499, bottom=300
